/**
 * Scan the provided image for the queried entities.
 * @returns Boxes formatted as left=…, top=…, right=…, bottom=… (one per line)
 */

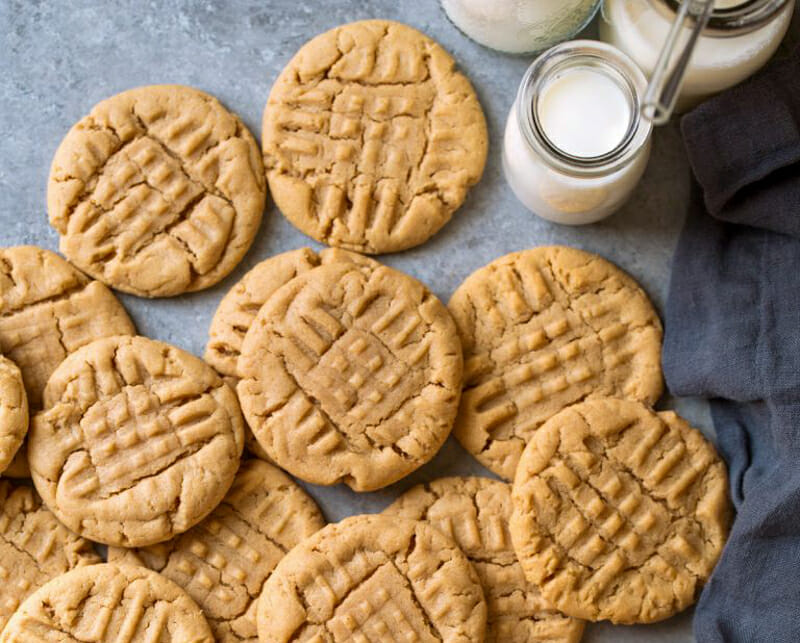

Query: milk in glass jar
left=600, top=0, right=795, bottom=109
left=503, top=41, right=652, bottom=225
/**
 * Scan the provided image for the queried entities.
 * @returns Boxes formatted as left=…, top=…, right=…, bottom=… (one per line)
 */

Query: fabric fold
left=681, top=48, right=800, bottom=239
left=664, top=47, right=800, bottom=643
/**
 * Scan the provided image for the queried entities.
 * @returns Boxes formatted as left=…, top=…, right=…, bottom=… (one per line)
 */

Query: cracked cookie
left=0, top=562, right=213, bottom=642
left=29, top=335, right=245, bottom=547
left=206, top=247, right=377, bottom=383
left=0, top=480, right=100, bottom=632
left=237, top=261, right=462, bottom=491
left=448, top=246, right=663, bottom=480
left=109, top=458, right=325, bottom=643
left=206, top=247, right=377, bottom=461
left=0, top=246, right=135, bottom=410
left=48, top=84, right=266, bottom=297
left=510, top=398, right=732, bottom=624
left=262, top=19, right=488, bottom=254
left=257, top=514, right=487, bottom=642
left=0, top=356, right=27, bottom=474
left=385, top=476, right=585, bottom=643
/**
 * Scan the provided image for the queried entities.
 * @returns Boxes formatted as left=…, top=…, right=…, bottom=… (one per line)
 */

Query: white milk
left=600, top=0, right=795, bottom=110
left=537, top=69, right=632, bottom=158
left=503, top=41, right=652, bottom=225
left=441, top=0, right=600, bottom=53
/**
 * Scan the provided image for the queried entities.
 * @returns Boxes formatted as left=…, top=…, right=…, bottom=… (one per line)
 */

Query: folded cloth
left=664, top=47, right=800, bottom=642
left=681, top=49, right=800, bottom=238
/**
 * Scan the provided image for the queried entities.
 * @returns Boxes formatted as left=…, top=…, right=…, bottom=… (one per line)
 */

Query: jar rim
left=653, top=0, right=792, bottom=36
left=515, top=40, right=652, bottom=177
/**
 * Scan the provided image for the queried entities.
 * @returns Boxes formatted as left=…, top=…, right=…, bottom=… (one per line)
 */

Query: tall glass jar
left=440, top=0, right=602, bottom=53
left=600, top=0, right=795, bottom=110
left=503, top=41, right=653, bottom=225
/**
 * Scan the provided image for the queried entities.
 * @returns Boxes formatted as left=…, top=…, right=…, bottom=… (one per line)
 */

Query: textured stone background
left=2, top=2, right=798, bottom=640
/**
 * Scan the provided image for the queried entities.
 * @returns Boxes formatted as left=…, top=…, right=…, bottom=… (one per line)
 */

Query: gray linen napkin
left=663, top=48, right=800, bottom=642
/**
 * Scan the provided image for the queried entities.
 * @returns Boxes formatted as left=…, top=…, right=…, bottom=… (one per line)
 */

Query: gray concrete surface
left=2, top=1, right=798, bottom=640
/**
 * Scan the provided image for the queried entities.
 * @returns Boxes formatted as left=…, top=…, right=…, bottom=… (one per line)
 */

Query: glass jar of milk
left=600, top=0, right=795, bottom=110
left=503, top=41, right=652, bottom=225
left=441, top=0, right=602, bottom=53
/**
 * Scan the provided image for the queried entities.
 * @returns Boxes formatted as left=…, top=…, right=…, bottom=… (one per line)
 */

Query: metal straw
left=642, top=0, right=715, bottom=124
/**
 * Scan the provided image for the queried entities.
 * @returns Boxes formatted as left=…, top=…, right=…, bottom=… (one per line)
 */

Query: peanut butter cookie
left=386, top=477, right=584, bottom=643
left=205, top=247, right=377, bottom=383
left=448, top=246, right=663, bottom=480
left=257, top=514, right=487, bottom=642
left=237, top=261, right=462, bottom=491
left=0, top=246, right=135, bottom=409
left=109, top=458, right=325, bottom=643
left=262, top=20, right=488, bottom=254
left=0, top=356, right=27, bottom=474
left=48, top=85, right=266, bottom=297
left=206, top=247, right=377, bottom=461
left=0, top=563, right=213, bottom=642
left=0, top=481, right=100, bottom=632
left=29, top=335, right=245, bottom=547
left=511, top=398, right=732, bottom=624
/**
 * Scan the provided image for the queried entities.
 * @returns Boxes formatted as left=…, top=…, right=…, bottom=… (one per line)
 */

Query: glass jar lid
left=654, top=0, right=792, bottom=36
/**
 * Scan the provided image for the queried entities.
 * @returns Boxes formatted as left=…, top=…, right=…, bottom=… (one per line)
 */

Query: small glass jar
left=440, top=0, right=602, bottom=54
left=600, top=0, right=795, bottom=110
left=503, top=41, right=652, bottom=225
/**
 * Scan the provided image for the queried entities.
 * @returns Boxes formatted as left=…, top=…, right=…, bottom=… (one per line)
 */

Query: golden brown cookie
left=510, top=398, right=732, bottom=624
left=237, top=261, right=462, bottom=491
left=0, top=481, right=100, bottom=632
left=206, top=247, right=377, bottom=461
left=29, top=335, right=245, bottom=547
left=109, top=458, right=325, bottom=643
left=48, top=84, right=266, bottom=297
left=385, top=477, right=584, bottom=643
left=257, top=514, right=487, bottom=642
left=0, top=356, right=27, bottom=474
left=262, top=19, right=488, bottom=254
left=0, top=562, right=213, bottom=642
left=205, top=247, right=377, bottom=383
left=0, top=246, right=135, bottom=409
left=448, top=246, right=663, bottom=480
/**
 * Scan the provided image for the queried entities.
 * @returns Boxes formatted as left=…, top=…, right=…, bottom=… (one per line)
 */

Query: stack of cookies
left=0, top=18, right=731, bottom=643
